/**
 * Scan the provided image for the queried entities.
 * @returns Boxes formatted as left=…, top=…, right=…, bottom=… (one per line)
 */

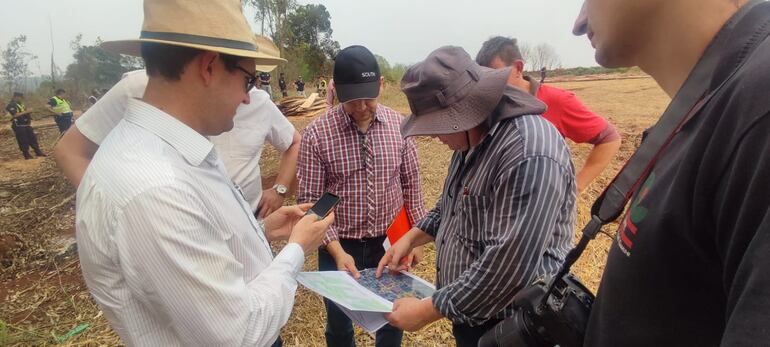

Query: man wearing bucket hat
left=73, top=1, right=333, bottom=346
left=297, top=45, right=426, bottom=347
left=375, top=46, right=576, bottom=347
left=55, top=35, right=298, bottom=218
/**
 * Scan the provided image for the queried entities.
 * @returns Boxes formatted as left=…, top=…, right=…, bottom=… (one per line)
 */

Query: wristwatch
left=272, top=184, right=288, bottom=197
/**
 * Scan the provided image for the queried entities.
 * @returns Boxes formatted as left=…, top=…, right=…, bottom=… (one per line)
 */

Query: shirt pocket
left=458, top=195, right=489, bottom=241
left=327, top=152, right=363, bottom=191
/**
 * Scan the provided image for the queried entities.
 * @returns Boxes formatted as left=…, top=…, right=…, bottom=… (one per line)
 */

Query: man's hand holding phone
left=287, top=193, right=340, bottom=254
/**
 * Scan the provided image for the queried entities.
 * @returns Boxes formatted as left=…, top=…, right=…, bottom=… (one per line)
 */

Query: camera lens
left=478, top=309, right=543, bottom=347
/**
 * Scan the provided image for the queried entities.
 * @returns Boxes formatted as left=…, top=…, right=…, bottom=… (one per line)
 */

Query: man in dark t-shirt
left=294, top=76, right=305, bottom=97
left=572, top=0, right=770, bottom=346
left=258, top=71, right=272, bottom=99
left=6, top=92, right=45, bottom=159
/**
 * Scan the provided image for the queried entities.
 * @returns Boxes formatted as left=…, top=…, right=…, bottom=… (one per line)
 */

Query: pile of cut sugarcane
left=276, top=93, right=327, bottom=117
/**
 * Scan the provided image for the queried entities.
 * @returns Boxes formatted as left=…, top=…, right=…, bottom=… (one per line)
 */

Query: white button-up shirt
left=76, top=98, right=304, bottom=347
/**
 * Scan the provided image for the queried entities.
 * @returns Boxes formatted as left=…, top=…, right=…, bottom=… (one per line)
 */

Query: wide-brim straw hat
left=400, top=46, right=510, bottom=137
left=253, top=35, right=286, bottom=72
left=102, top=0, right=263, bottom=60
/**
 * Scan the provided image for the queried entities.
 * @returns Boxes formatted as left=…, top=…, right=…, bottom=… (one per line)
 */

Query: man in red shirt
left=477, top=36, right=622, bottom=193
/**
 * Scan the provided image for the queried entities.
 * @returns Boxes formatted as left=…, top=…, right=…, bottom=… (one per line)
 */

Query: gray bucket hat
left=400, top=46, right=511, bottom=137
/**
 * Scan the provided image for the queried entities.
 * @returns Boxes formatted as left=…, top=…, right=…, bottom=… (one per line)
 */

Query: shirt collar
left=334, top=103, right=383, bottom=131
left=124, top=98, right=214, bottom=167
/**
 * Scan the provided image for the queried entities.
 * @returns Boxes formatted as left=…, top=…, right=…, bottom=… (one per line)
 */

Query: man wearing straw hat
left=55, top=35, right=299, bottom=218
left=376, top=46, right=575, bottom=347
left=73, top=1, right=333, bottom=346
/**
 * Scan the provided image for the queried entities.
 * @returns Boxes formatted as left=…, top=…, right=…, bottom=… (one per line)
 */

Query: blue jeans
left=318, top=236, right=404, bottom=347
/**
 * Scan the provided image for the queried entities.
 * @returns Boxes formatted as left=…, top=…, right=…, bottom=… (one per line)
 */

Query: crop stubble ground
left=0, top=76, right=669, bottom=346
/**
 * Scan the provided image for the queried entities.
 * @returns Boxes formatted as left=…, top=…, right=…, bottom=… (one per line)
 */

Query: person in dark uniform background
left=258, top=70, right=272, bottom=99
left=279, top=72, right=288, bottom=97
left=6, top=92, right=46, bottom=159
left=46, top=88, right=74, bottom=133
left=294, top=76, right=305, bottom=97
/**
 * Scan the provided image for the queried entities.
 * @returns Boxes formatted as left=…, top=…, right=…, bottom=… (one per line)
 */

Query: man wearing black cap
left=6, top=92, right=46, bottom=159
left=376, top=46, right=575, bottom=347
left=298, top=45, right=427, bottom=347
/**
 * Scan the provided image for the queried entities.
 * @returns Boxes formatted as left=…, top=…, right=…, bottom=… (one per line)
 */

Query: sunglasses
left=236, top=66, right=259, bottom=92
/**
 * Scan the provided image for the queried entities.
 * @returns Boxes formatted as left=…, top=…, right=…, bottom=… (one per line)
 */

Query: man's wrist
left=421, top=297, right=443, bottom=323
left=272, top=183, right=288, bottom=197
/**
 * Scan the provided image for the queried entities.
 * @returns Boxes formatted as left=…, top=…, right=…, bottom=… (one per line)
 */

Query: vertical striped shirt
left=76, top=99, right=304, bottom=346
left=417, top=114, right=576, bottom=326
left=297, top=104, right=426, bottom=244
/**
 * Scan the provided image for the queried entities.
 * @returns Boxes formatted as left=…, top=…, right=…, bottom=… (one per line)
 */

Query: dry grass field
left=0, top=76, right=669, bottom=346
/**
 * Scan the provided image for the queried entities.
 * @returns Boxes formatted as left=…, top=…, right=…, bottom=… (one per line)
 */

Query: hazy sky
left=0, top=0, right=595, bottom=76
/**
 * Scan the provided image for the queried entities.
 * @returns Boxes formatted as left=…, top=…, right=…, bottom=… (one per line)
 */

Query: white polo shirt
left=76, top=70, right=295, bottom=210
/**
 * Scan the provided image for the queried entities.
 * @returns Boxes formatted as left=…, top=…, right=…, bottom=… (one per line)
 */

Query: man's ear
left=514, top=60, right=526, bottom=76
left=379, top=76, right=385, bottom=94
left=197, top=51, right=219, bottom=86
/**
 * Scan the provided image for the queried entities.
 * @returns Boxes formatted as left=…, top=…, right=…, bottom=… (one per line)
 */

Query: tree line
left=1, top=2, right=564, bottom=109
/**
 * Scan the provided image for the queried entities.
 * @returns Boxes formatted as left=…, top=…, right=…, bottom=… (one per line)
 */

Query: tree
left=245, top=0, right=297, bottom=55
left=530, top=43, right=561, bottom=71
left=376, top=54, right=408, bottom=83
left=281, top=4, right=339, bottom=80
left=62, top=35, right=136, bottom=106
left=245, top=1, right=340, bottom=82
left=1, top=35, right=37, bottom=94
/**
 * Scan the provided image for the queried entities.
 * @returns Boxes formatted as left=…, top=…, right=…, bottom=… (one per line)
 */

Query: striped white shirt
left=76, top=99, right=304, bottom=347
left=417, top=114, right=576, bottom=326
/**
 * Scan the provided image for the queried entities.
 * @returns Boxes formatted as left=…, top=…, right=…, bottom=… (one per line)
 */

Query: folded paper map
left=298, top=268, right=435, bottom=332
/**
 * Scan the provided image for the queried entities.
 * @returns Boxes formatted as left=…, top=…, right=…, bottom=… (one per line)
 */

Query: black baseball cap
left=333, top=45, right=381, bottom=103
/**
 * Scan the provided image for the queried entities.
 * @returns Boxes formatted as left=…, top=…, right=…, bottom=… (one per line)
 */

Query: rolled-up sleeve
left=120, top=185, right=303, bottom=347
left=432, top=156, right=572, bottom=325
left=416, top=196, right=443, bottom=237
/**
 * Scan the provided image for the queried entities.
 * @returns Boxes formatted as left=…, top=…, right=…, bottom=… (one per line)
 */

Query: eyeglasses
left=236, top=66, right=259, bottom=92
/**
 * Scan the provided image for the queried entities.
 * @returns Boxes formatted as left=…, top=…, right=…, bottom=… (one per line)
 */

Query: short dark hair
left=13, top=92, right=23, bottom=98
left=476, top=36, right=523, bottom=67
left=56, top=89, right=65, bottom=95
left=141, top=42, right=244, bottom=80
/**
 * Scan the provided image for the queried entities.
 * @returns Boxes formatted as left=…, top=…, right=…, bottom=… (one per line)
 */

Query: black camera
left=478, top=272, right=594, bottom=347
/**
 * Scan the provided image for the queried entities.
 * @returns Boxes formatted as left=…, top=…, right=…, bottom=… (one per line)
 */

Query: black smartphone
left=307, top=192, right=340, bottom=218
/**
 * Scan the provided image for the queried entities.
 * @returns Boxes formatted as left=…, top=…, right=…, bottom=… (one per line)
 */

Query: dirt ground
left=0, top=76, right=670, bottom=346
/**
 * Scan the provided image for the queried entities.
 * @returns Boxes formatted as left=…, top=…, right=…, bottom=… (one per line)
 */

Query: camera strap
left=546, top=0, right=770, bottom=295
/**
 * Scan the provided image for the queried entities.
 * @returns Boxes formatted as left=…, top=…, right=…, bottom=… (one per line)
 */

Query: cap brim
left=101, top=39, right=288, bottom=65
left=334, top=80, right=380, bottom=103
left=400, top=67, right=510, bottom=138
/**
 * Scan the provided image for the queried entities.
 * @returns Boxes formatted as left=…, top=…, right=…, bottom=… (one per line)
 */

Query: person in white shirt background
left=70, top=1, right=333, bottom=346
left=55, top=36, right=299, bottom=219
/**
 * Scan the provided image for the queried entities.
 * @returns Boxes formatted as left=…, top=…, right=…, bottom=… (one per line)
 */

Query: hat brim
left=334, top=80, right=380, bottom=103
left=400, top=67, right=511, bottom=138
left=101, top=39, right=288, bottom=65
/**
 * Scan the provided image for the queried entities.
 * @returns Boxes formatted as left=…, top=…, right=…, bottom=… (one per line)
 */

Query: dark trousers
left=11, top=124, right=43, bottom=158
left=271, top=336, right=282, bottom=347
left=54, top=113, right=73, bottom=133
left=318, top=236, right=403, bottom=347
left=452, top=318, right=502, bottom=347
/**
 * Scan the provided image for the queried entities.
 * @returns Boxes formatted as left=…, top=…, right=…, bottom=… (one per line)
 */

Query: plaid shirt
left=298, top=104, right=426, bottom=245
